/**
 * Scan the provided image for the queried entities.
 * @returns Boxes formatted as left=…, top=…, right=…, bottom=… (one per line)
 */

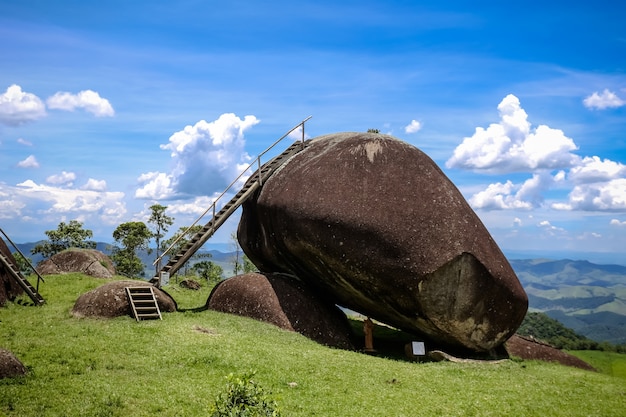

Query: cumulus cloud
left=583, top=89, right=625, bottom=110
left=404, top=119, right=422, bottom=134
left=446, top=94, right=579, bottom=173
left=568, top=156, right=626, bottom=183
left=47, top=90, right=115, bottom=117
left=552, top=179, right=626, bottom=211
left=136, top=113, right=259, bottom=199
left=17, top=138, right=33, bottom=146
left=14, top=179, right=126, bottom=224
left=46, top=171, right=76, bottom=186
left=81, top=178, right=107, bottom=191
left=0, top=84, right=46, bottom=126
left=17, top=155, right=39, bottom=168
left=610, top=219, right=626, bottom=226
left=468, top=172, right=559, bottom=211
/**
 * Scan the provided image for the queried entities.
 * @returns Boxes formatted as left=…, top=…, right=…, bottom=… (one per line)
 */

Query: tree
left=147, top=204, right=174, bottom=275
left=192, top=258, right=224, bottom=287
left=31, top=220, right=96, bottom=259
left=111, top=222, right=152, bottom=278
left=12, top=251, right=33, bottom=275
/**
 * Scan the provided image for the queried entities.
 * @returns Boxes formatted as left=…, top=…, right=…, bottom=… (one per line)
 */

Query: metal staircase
left=153, top=117, right=312, bottom=282
left=0, top=227, right=45, bottom=305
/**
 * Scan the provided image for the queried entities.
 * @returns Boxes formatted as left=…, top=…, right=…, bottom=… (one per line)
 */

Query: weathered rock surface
left=505, top=335, right=595, bottom=371
left=239, top=132, right=528, bottom=352
left=0, top=238, right=24, bottom=306
left=38, top=249, right=115, bottom=278
left=207, top=272, right=354, bottom=349
left=71, top=280, right=177, bottom=318
left=0, top=348, right=28, bottom=379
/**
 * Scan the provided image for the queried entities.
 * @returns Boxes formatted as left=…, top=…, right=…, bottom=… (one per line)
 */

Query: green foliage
left=147, top=204, right=174, bottom=273
left=192, top=259, right=223, bottom=286
left=243, top=255, right=257, bottom=274
left=517, top=312, right=626, bottom=352
left=111, top=222, right=152, bottom=277
left=31, top=220, right=96, bottom=259
left=11, top=251, right=32, bottom=275
left=210, top=372, right=281, bottom=417
left=366, top=128, right=380, bottom=133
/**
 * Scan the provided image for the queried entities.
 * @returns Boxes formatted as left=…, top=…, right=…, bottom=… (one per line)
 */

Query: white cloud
left=0, top=84, right=46, bottom=126
left=468, top=172, right=557, bottom=211
left=513, top=217, right=522, bottom=227
left=135, top=172, right=174, bottom=200
left=81, top=178, right=107, bottom=191
left=17, top=155, right=39, bottom=168
left=404, top=119, right=422, bottom=134
left=610, top=219, right=626, bottom=227
left=136, top=113, right=259, bottom=199
left=468, top=180, right=533, bottom=210
left=446, top=94, right=579, bottom=173
left=568, top=156, right=626, bottom=184
left=17, top=137, right=33, bottom=146
left=14, top=179, right=126, bottom=223
left=46, top=171, right=76, bottom=186
left=583, top=89, right=625, bottom=110
left=47, top=90, right=115, bottom=117
left=553, top=179, right=626, bottom=211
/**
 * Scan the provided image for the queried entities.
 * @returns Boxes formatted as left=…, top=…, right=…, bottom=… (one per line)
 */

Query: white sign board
left=160, top=271, right=170, bottom=286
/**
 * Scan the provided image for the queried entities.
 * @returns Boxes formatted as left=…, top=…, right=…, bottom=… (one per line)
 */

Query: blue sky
left=1, top=0, right=625, bottom=264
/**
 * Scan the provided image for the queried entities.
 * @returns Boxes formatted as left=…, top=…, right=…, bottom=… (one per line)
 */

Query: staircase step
left=125, top=286, right=162, bottom=321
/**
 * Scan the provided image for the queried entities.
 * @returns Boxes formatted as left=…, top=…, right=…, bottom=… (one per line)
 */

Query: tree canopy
left=31, top=220, right=96, bottom=259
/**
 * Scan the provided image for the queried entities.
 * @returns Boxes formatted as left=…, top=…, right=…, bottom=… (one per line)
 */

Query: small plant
left=210, top=371, right=281, bottom=417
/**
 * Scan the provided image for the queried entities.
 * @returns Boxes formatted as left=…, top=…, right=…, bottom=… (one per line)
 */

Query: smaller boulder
left=0, top=348, right=28, bottom=379
left=37, top=249, right=115, bottom=278
left=71, top=280, right=177, bottom=319
left=505, top=335, right=595, bottom=371
left=207, top=272, right=354, bottom=349
left=180, top=279, right=201, bottom=290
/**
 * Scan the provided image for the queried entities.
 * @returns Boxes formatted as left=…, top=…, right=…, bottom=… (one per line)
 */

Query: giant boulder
left=238, top=132, right=528, bottom=353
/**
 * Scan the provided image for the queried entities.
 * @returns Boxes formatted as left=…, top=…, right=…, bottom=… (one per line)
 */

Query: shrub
left=210, top=371, right=281, bottom=417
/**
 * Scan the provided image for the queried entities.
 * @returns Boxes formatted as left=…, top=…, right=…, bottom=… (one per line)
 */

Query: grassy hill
left=1, top=274, right=625, bottom=416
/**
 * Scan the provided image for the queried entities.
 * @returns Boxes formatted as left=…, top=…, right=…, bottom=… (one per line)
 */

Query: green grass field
left=1, top=274, right=625, bottom=416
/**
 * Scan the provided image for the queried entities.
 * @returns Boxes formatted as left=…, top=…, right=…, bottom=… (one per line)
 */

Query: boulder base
left=239, top=132, right=528, bottom=352
left=0, top=348, right=28, bottom=379
left=207, top=272, right=354, bottom=349
left=71, top=280, right=176, bottom=318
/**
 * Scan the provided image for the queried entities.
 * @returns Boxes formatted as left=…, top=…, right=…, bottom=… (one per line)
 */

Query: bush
left=210, top=371, right=281, bottom=417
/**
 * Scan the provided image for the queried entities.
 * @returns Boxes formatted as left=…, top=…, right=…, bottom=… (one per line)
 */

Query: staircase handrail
left=154, top=116, right=311, bottom=266
left=0, top=226, right=45, bottom=292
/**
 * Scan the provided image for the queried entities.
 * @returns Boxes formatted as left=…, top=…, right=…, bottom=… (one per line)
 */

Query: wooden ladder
left=0, top=251, right=45, bottom=305
left=125, top=286, right=162, bottom=321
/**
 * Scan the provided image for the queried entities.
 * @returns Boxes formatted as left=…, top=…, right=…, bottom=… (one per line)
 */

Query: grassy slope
left=1, top=275, right=625, bottom=417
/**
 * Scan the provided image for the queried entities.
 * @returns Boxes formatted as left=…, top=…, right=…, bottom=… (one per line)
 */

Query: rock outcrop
left=238, top=132, right=528, bottom=353
left=0, top=238, right=24, bottom=306
left=71, top=280, right=177, bottom=318
left=207, top=272, right=354, bottom=349
left=0, top=348, right=28, bottom=379
left=38, top=249, right=115, bottom=278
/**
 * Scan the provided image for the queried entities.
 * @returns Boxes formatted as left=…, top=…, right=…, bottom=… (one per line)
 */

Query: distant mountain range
left=9, top=241, right=626, bottom=344
left=510, top=259, right=626, bottom=345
